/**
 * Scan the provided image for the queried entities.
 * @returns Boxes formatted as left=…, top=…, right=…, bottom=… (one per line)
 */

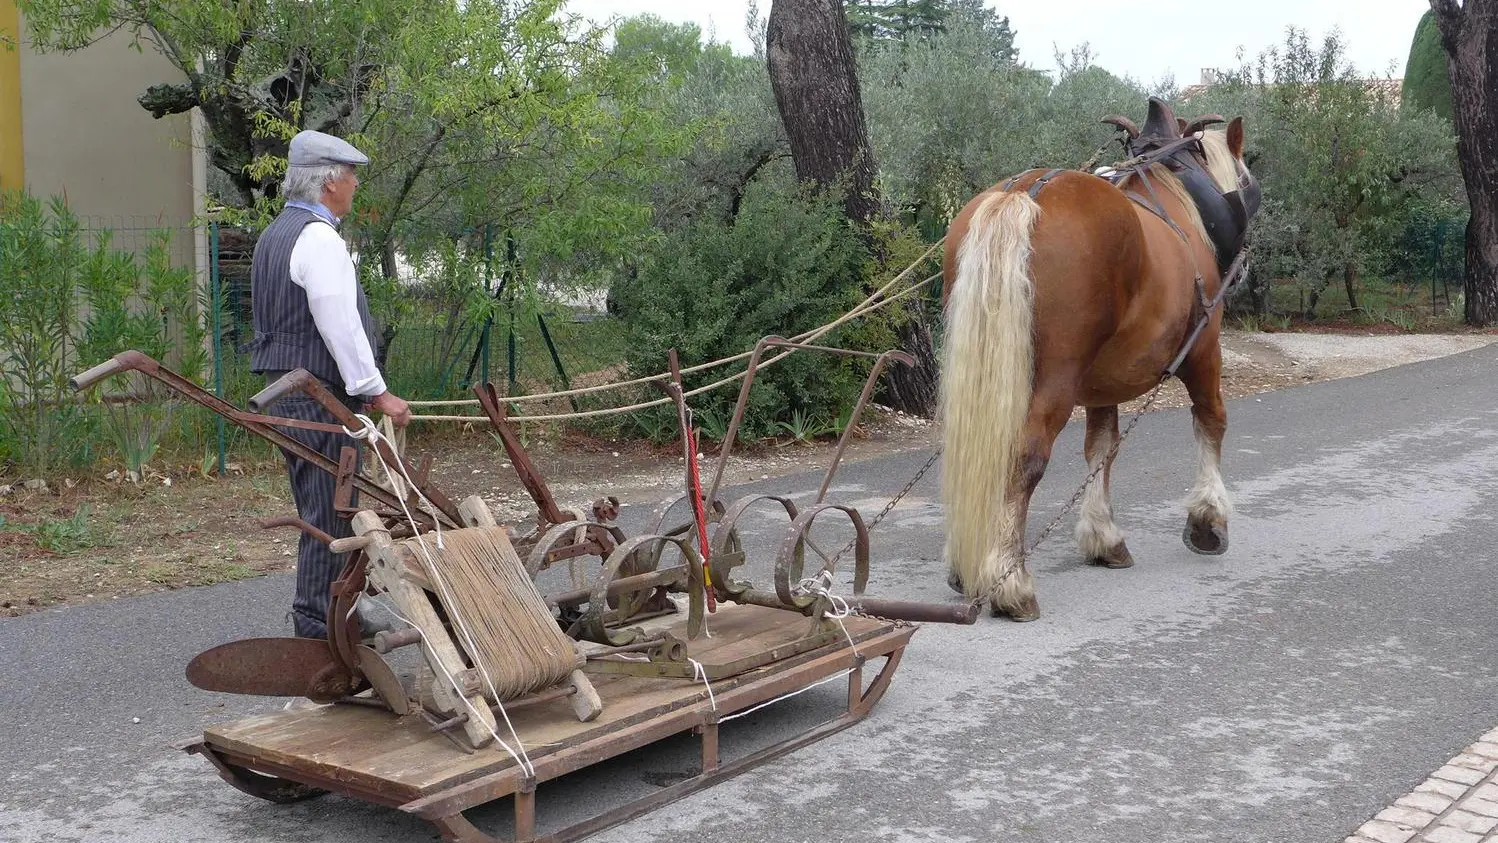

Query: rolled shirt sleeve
left=289, top=222, right=388, bottom=397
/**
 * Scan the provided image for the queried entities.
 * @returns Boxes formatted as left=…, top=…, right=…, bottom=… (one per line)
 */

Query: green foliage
left=0, top=192, right=95, bottom=475
left=847, top=0, right=1015, bottom=61
left=695, top=407, right=729, bottom=444
left=613, top=180, right=873, bottom=441
left=20, top=0, right=691, bottom=307
left=19, top=0, right=429, bottom=205
left=347, top=0, right=690, bottom=286
left=606, top=14, right=785, bottom=232
left=32, top=506, right=94, bottom=554
left=1403, top=11, right=1454, bottom=122
left=1189, top=27, right=1462, bottom=317
left=860, top=21, right=1142, bottom=235
left=848, top=0, right=948, bottom=41
left=0, top=190, right=208, bottom=477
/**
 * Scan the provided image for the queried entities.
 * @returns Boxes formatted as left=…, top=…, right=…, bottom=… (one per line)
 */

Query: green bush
left=0, top=190, right=209, bottom=478
left=613, top=181, right=876, bottom=442
left=0, top=192, right=97, bottom=475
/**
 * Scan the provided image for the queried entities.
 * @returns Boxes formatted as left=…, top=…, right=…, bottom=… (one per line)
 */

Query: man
left=248, top=129, right=411, bottom=640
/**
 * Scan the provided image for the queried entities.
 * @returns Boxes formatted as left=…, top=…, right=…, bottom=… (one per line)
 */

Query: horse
left=938, top=96, right=1262, bottom=621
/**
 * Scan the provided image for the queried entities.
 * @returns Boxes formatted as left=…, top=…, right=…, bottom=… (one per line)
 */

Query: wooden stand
left=181, top=604, right=914, bottom=843
left=354, top=497, right=604, bottom=750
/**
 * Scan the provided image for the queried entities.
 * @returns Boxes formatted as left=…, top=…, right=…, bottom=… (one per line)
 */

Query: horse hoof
left=1183, top=521, right=1229, bottom=556
left=947, top=570, right=965, bottom=595
left=1088, top=542, right=1135, bottom=569
left=990, top=595, right=1040, bottom=622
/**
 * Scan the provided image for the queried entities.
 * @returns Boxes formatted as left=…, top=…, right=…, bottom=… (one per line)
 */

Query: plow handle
left=249, top=369, right=317, bottom=413
left=70, top=358, right=126, bottom=391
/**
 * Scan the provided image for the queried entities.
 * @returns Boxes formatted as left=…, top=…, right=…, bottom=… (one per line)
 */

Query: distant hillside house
left=0, top=0, right=208, bottom=278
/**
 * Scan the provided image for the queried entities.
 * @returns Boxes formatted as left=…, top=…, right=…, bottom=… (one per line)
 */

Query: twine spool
left=403, top=525, right=578, bottom=701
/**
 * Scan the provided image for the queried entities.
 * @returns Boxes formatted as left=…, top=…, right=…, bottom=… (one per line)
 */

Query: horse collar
left=1167, top=156, right=1250, bottom=272
left=1129, top=135, right=1252, bottom=272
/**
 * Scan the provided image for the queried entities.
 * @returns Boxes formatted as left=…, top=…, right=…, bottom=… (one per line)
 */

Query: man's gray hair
left=282, top=163, right=349, bottom=204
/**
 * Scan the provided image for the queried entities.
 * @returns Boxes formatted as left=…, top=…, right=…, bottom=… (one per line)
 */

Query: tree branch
left=729, top=148, right=789, bottom=219
left=222, top=28, right=252, bottom=83
left=138, top=82, right=201, bottom=118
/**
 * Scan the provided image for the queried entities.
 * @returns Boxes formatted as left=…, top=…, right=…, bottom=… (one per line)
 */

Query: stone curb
left=1345, top=729, right=1498, bottom=843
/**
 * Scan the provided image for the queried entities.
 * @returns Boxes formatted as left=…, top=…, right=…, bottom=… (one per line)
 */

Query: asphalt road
left=5, top=343, right=1498, bottom=843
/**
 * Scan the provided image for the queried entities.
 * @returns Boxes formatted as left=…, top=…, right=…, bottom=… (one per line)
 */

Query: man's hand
left=368, top=390, right=412, bottom=427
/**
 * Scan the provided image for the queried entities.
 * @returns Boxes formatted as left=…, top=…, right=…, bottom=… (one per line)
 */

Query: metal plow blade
left=187, top=637, right=358, bottom=702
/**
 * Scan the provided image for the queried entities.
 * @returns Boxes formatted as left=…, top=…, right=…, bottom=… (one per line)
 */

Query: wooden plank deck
left=201, top=604, right=892, bottom=801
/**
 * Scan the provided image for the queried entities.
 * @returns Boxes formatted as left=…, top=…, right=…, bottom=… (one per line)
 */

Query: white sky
left=561, top=0, right=1433, bottom=85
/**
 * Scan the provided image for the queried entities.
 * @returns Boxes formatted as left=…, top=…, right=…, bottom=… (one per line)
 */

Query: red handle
left=686, top=427, right=716, bottom=612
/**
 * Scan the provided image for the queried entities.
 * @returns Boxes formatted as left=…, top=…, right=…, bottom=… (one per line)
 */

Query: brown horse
left=939, top=97, right=1261, bottom=621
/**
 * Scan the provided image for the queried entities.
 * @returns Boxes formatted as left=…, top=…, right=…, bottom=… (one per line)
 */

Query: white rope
left=593, top=639, right=859, bottom=728
left=404, top=256, right=944, bottom=419
left=688, top=658, right=717, bottom=713
left=343, top=414, right=444, bottom=550
left=719, top=667, right=857, bottom=724
left=686, top=573, right=862, bottom=725
left=411, top=276, right=936, bottom=424
left=373, top=415, right=407, bottom=500
left=794, top=571, right=859, bottom=655
left=344, top=413, right=536, bottom=778
left=360, top=598, right=536, bottom=779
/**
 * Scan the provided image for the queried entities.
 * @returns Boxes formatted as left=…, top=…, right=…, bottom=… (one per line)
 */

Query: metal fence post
left=507, top=303, right=517, bottom=396
left=210, top=221, right=227, bottom=477
left=506, top=235, right=518, bottom=395
left=482, top=223, right=493, bottom=385
left=536, top=312, right=578, bottom=413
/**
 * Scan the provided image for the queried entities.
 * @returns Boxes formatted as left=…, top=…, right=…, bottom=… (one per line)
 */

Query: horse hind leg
left=988, top=458, right=1040, bottom=622
left=1180, top=356, right=1231, bottom=555
left=948, top=442, right=1048, bottom=618
left=986, top=395, right=1074, bottom=622
left=1076, top=406, right=1134, bottom=568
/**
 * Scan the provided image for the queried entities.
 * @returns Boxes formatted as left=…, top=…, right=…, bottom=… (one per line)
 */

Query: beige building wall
left=12, top=5, right=205, bottom=273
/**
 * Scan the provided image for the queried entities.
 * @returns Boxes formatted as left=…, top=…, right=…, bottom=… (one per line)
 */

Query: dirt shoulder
left=3, top=328, right=1494, bottom=618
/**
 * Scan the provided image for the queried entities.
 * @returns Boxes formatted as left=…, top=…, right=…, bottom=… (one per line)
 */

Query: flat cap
left=287, top=130, right=369, bottom=167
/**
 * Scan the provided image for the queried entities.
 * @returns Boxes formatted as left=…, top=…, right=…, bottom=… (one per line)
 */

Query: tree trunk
left=882, top=302, right=940, bottom=412
left=1430, top=0, right=1498, bottom=326
left=766, top=0, right=880, bottom=224
left=1344, top=260, right=1360, bottom=312
left=767, top=0, right=938, bottom=415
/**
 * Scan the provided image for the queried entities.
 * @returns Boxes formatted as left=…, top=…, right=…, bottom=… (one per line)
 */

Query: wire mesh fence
left=207, top=222, right=636, bottom=427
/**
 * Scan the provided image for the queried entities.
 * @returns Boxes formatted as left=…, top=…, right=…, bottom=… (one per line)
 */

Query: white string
left=794, top=571, right=859, bottom=655
left=361, top=598, right=536, bottom=778
left=688, top=658, right=717, bottom=713
left=344, top=413, right=536, bottom=777
left=593, top=643, right=860, bottom=728
left=719, top=667, right=857, bottom=724
left=375, top=415, right=407, bottom=500
left=342, top=413, right=445, bottom=550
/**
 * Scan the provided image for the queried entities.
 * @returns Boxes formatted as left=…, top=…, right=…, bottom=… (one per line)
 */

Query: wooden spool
left=354, top=496, right=602, bottom=752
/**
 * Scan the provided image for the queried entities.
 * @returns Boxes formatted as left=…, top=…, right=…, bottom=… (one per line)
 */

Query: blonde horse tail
left=940, top=189, right=1039, bottom=604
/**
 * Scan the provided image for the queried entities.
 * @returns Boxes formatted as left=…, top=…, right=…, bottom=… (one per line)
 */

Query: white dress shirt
left=288, top=220, right=387, bottom=398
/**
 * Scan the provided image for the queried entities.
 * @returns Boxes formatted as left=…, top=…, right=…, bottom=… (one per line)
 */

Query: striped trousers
left=263, top=377, right=364, bottom=640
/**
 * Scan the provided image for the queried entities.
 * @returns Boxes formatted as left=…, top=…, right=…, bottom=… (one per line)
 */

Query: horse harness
left=1001, top=134, right=1257, bottom=377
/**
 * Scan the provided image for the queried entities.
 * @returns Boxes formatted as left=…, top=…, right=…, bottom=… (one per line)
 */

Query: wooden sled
left=181, top=602, right=914, bottom=843
left=64, top=353, right=950, bottom=840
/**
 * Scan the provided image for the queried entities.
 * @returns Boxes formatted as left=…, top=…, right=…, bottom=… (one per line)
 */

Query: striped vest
left=248, top=205, right=380, bottom=396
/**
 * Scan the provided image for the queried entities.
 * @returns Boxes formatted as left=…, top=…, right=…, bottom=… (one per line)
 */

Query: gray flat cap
left=287, top=130, right=369, bottom=167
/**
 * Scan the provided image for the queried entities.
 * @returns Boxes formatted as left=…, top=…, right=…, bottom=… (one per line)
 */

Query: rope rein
left=406, top=239, right=947, bottom=424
